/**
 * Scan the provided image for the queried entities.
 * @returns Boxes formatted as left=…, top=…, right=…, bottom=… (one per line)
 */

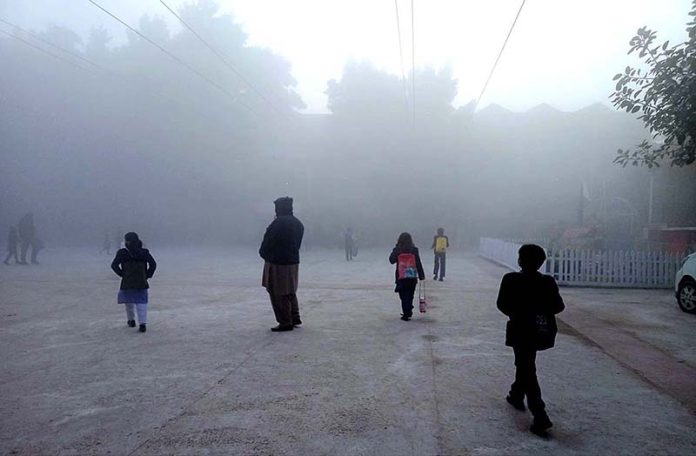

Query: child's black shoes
left=506, top=395, right=526, bottom=411
left=530, top=414, right=553, bottom=436
left=127, top=320, right=145, bottom=332
left=270, top=325, right=293, bottom=332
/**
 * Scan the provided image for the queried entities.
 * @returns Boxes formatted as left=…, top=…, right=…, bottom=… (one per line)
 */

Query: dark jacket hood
left=274, top=197, right=294, bottom=216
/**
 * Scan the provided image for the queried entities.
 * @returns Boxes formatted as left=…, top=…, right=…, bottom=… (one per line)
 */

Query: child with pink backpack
left=389, top=232, right=425, bottom=321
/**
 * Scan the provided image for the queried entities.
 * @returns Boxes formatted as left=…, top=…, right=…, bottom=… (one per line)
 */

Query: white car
left=675, top=252, right=696, bottom=314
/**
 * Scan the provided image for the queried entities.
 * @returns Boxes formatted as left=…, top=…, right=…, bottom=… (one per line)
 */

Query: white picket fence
left=479, top=237, right=684, bottom=289
left=479, top=237, right=522, bottom=270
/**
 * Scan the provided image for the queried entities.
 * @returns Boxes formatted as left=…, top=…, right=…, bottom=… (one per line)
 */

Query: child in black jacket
left=389, top=232, right=425, bottom=321
left=111, top=232, right=156, bottom=332
left=496, top=244, right=565, bottom=436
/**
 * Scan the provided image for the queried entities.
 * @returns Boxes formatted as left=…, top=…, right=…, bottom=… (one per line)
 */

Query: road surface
left=1, top=248, right=694, bottom=455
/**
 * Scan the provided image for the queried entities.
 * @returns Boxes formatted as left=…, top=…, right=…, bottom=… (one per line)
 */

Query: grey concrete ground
left=560, top=286, right=695, bottom=366
left=1, top=248, right=695, bottom=455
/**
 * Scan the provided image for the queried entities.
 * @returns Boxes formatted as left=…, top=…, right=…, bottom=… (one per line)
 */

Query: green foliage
left=611, top=0, right=696, bottom=167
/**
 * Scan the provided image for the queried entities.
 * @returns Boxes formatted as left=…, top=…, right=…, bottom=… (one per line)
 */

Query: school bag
left=397, top=253, right=418, bottom=279
left=435, top=236, right=447, bottom=253
left=533, top=313, right=558, bottom=351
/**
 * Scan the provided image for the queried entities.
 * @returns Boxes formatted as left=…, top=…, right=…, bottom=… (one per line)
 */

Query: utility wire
left=86, top=0, right=257, bottom=116
left=394, top=0, right=409, bottom=110
left=410, top=0, right=416, bottom=127
left=0, top=23, right=244, bottom=137
left=473, top=0, right=526, bottom=112
left=0, top=17, right=106, bottom=71
left=158, top=0, right=286, bottom=117
left=0, top=27, right=96, bottom=73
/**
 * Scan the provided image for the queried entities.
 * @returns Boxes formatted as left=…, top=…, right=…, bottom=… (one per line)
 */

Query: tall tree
left=325, top=61, right=457, bottom=127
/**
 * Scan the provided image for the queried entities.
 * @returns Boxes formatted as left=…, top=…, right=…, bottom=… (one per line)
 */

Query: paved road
left=1, top=249, right=694, bottom=455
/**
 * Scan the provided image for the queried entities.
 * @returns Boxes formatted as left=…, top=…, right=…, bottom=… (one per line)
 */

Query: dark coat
left=389, top=246, right=426, bottom=283
left=7, top=230, right=18, bottom=250
left=18, top=215, right=35, bottom=242
left=259, top=215, right=305, bottom=265
left=496, top=271, right=565, bottom=350
left=111, top=247, right=157, bottom=290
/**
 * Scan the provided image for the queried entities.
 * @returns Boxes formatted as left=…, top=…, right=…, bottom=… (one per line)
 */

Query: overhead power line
left=0, top=26, right=96, bottom=73
left=473, top=0, right=526, bottom=112
left=0, top=23, right=245, bottom=135
left=0, top=17, right=105, bottom=72
left=158, top=0, right=286, bottom=117
left=394, top=0, right=409, bottom=110
left=86, top=0, right=257, bottom=116
left=0, top=22, right=247, bottom=136
left=410, top=0, right=416, bottom=127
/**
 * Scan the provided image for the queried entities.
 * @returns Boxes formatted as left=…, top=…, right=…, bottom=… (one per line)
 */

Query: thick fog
left=1, top=1, right=695, bottom=250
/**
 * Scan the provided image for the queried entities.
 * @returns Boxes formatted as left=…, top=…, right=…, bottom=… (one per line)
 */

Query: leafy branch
left=610, top=1, right=696, bottom=167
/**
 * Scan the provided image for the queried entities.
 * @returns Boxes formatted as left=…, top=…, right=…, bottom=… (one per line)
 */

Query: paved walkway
left=1, top=249, right=695, bottom=455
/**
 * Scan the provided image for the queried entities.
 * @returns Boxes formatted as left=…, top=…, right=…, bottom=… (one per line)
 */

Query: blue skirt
left=117, top=289, right=148, bottom=304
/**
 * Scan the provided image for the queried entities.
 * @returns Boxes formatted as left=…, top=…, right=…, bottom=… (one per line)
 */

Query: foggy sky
left=1, top=0, right=692, bottom=112
left=1, top=0, right=694, bottom=251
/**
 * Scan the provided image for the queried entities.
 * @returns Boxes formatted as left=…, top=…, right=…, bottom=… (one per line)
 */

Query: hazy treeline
left=1, top=1, right=694, bottom=250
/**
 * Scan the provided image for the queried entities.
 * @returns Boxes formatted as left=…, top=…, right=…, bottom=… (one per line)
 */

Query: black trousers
left=397, top=280, right=417, bottom=317
left=433, top=252, right=446, bottom=278
left=510, top=346, right=546, bottom=416
left=19, top=240, right=31, bottom=263
left=345, top=243, right=353, bottom=261
left=30, top=241, right=41, bottom=263
left=268, top=292, right=300, bottom=326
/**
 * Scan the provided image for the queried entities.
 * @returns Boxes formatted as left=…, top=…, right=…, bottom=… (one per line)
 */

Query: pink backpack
left=397, top=253, right=418, bottom=279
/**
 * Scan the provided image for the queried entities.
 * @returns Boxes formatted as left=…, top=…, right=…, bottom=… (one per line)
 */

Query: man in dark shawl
left=259, top=197, right=305, bottom=332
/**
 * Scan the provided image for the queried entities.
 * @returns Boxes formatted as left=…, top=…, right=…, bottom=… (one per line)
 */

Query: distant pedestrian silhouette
left=496, top=244, right=565, bottom=436
left=100, top=233, right=112, bottom=255
left=17, top=213, right=41, bottom=264
left=4, top=227, right=19, bottom=265
left=431, top=227, right=449, bottom=281
left=344, top=227, right=356, bottom=261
